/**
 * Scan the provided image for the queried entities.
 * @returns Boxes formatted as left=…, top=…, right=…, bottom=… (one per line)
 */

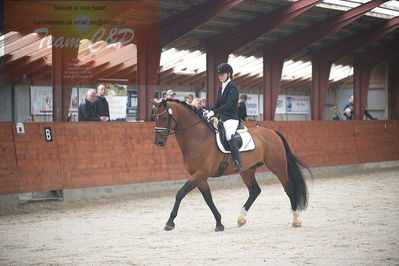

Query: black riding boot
left=228, top=135, right=242, bottom=172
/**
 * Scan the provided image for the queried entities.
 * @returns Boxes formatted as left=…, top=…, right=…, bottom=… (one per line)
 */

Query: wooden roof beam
left=25, top=64, right=51, bottom=80
left=107, top=66, right=137, bottom=80
left=311, top=16, right=399, bottom=120
left=78, top=45, right=120, bottom=67
left=159, top=68, right=175, bottom=79
left=262, top=0, right=388, bottom=120
left=210, top=0, right=321, bottom=54
left=2, top=33, right=42, bottom=55
left=159, top=73, right=182, bottom=86
left=314, top=16, right=399, bottom=63
left=160, top=0, right=244, bottom=47
left=208, top=0, right=321, bottom=111
left=5, top=36, right=51, bottom=64
left=235, top=73, right=261, bottom=85
left=353, top=37, right=399, bottom=120
left=270, top=0, right=389, bottom=58
left=177, top=72, right=206, bottom=86
left=85, top=44, right=136, bottom=71
left=187, top=72, right=207, bottom=87
left=89, top=49, right=137, bottom=78
left=244, top=76, right=263, bottom=89
left=0, top=31, right=23, bottom=50
left=96, top=63, right=137, bottom=81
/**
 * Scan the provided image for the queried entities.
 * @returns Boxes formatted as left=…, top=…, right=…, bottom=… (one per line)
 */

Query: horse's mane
left=161, top=99, right=204, bottom=118
left=158, top=99, right=215, bottom=132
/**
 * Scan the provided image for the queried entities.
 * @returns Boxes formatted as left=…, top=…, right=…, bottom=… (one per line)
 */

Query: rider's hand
left=206, top=110, right=214, bottom=119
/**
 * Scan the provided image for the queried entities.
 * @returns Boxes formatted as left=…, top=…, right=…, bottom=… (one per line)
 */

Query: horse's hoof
left=164, top=222, right=175, bottom=231
left=237, top=218, right=246, bottom=227
left=292, top=221, right=302, bottom=228
left=215, top=224, right=224, bottom=232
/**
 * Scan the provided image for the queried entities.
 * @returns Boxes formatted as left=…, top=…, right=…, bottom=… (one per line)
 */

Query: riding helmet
left=217, top=63, right=233, bottom=75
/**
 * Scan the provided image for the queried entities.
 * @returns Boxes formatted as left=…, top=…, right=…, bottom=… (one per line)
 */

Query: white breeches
left=223, top=119, right=239, bottom=141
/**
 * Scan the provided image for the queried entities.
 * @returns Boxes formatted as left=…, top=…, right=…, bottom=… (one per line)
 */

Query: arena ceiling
left=1, top=0, right=399, bottom=93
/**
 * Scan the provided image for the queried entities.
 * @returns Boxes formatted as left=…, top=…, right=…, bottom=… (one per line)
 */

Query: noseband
left=154, top=109, right=174, bottom=138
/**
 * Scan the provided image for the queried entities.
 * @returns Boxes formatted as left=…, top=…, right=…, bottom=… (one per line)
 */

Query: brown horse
left=151, top=99, right=309, bottom=231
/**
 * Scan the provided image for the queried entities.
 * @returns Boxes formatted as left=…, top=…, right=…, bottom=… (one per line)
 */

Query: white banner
left=30, top=86, right=81, bottom=115
left=30, top=86, right=53, bottom=115
left=69, top=88, right=78, bottom=113
left=245, top=94, right=259, bottom=116
left=286, top=95, right=310, bottom=114
left=275, top=95, right=286, bottom=114
left=105, top=96, right=127, bottom=121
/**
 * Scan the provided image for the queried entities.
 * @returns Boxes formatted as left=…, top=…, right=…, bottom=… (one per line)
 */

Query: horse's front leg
left=164, top=180, right=197, bottom=231
left=197, top=180, right=224, bottom=231
left=238, top=169, right=261, bottom=227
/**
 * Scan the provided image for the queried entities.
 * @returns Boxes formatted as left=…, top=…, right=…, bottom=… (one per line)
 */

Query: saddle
left=210, top=117, right=255, bottom=154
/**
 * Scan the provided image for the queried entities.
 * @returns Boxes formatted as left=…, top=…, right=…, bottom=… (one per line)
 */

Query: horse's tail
left=275, top=131, right=309, bottom=211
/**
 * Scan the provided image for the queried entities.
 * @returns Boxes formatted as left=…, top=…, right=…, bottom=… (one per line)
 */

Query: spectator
left=94, top=84, right=110, bottom=121
left=343, top=95, right=354, bottom=120
left=199, top=98, right=207, bottom=109
left=237, top=94, right=248, bottom=122
left=331, top=105, right=340, bottom=120
left=184, top=93, right=194, bottom=105
left=343, top=95, right=377, bottom=120
left=165, top=89, right=176, bottom=100
left=78, top=89, right=108, bottom=121
left=191, top=98, right=202, bottom=110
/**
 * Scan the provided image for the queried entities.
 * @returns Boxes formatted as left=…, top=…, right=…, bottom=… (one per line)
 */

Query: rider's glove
left=206, top=110, right=214, bottom=119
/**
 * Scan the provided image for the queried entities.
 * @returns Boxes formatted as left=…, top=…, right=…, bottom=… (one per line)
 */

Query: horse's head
left=151, top=99, right=177, bottom=147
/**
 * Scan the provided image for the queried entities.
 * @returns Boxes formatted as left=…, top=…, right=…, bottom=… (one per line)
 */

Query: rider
left=205, top=63, right=242, bottom=172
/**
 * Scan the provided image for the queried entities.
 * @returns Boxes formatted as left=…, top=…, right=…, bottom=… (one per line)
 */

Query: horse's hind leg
left=164, top=180, right=196, bottom=231
left=269, top=163, right=303, bottom=228
left=197, top=180, right=224, bottom=232
left=237, top=169, right=261, bottom=227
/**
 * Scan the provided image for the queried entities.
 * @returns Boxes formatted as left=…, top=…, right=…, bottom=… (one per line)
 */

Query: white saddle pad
left=216, top=131, right=256, bottom=154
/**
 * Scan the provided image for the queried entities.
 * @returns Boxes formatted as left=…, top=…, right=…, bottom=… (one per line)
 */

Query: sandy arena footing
left=0, top=164, right=398, bottom=265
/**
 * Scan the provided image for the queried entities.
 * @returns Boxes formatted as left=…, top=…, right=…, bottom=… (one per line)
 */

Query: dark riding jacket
left=211, top=81, right=239, bottom=122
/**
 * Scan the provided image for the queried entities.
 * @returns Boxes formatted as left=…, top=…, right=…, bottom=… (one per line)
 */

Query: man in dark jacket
left=94, top=84, right=110, bottom=120
left=206, top=63, right=242, bottom=172
left=238, top=94, right=248, bottom=122
left=78, top=89, right=108, bottom=121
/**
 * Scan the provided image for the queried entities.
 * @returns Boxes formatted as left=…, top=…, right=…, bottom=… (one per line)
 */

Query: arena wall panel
left=0, top=123, right=20, bottom=195
left=0, top=121, right=398, bottom=195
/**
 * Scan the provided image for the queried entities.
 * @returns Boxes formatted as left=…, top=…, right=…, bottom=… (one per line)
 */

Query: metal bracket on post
left=16, top=122, right=25, bottom=135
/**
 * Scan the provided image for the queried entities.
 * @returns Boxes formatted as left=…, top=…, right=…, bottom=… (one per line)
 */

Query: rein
left=175, top=119, right=203, bottom=133
left=154, top=109, right=203, bottom=137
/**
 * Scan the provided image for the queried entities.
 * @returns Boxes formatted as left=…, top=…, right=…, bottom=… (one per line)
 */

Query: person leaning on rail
left=94, top=84, right=110, bottom=121
left=343, top=95, right=377, bottom=120
left=78, top=89, right=108, bottom=121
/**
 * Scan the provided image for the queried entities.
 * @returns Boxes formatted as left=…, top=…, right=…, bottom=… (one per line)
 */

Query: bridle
left=153, top=107, right=203, bottom=141
left=153, top=109, right=174, bottom=138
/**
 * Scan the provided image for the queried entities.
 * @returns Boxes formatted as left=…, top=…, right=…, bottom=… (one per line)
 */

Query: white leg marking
left=292, top=211, right=301, bottom=227
left=237, top=207, right=247, bottom=226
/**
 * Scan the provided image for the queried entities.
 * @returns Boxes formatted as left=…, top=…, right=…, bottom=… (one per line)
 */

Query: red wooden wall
left=1, top=121, right=398, bottom=195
